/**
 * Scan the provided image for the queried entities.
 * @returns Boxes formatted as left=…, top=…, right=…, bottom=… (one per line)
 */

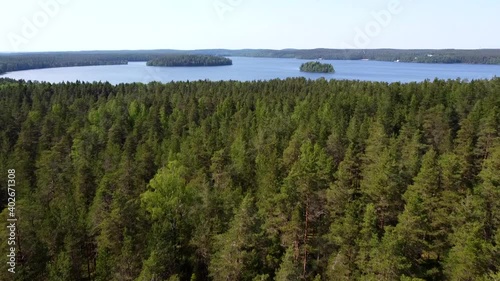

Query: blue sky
left=1, top=0, right=499, bottom=52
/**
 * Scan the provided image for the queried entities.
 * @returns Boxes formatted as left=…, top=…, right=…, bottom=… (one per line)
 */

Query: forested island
left=1, top=77, right=499, bottom=281
left=300, top=61, right=335, bottom=73
left=1, top=48, right=500, bottom=74
left=146, top=54, right=232, bottom=67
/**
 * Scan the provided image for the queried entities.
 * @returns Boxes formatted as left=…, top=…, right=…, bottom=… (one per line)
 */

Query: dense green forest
left=0, top=53, right=129, bottom=75
left=0, top=51, right=188, bottom=75
left=147, top=55, right=232, bottom=67
left=0, top=77, right=499, bottom=281
left=300, top=62, right=335, bottom=73
left=239, top=49, right=500, bottom=64
left=2, top=48, right=500, bottom=74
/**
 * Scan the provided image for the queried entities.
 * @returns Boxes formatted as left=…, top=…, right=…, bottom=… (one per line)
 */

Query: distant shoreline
left=1, top=48, right=500, bottom=74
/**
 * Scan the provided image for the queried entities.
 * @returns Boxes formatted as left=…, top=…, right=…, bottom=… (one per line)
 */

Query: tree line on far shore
left=2, top=48, right=500, bottom=75
left=146, top=55, right=232, bottom=67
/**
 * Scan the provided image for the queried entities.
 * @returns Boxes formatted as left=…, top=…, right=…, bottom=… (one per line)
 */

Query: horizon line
left=2, top=47, right=500, bottom=54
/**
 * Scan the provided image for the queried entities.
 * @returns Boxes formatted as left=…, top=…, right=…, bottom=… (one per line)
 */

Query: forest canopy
left=146, top=55, right=233, bottom=67
left=0, top=53, right=128, bottom=75
left=0, top=77, right=499, bottom=281
left=300, top=61, right=335, bottom=73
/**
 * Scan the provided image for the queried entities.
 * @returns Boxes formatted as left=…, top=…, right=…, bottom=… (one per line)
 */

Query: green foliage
left=444, top=222, right=493, bottom=280
left=209, top=194, right=261, bottom=281
left=0, top=53, right=128, bottom=74
left=299, top=61, right=335, bottom=73
left=0, top=78, right=498, bottom=280
left=275, top=247, right=301, bottom=281
left=147, top=54, right=232, bottom=67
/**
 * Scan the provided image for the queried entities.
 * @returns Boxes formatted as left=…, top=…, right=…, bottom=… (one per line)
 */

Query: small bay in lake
left=1, top=57, right=499, bottom=84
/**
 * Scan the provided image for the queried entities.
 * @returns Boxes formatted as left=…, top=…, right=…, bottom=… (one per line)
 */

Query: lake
left=1, top=57, right=499, bottom=84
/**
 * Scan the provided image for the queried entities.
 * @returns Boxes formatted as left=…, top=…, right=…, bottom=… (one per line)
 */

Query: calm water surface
left=1, top=57, right=499, bottom=84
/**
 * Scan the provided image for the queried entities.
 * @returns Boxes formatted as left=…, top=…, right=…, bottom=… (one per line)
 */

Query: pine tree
left=444, top=222, right=493, bottom=280
left=279, top=140, right=332, bottom=279
left=209, top=194, right=261, bottom=281
left=360, top=121, right=402, bottom=229
left=356, top=203, right=380, bottom=278
left=475, top=142, right=500, bottom=250
left=139, top=161, right=199, bottom=280
left=394, top=148, right=447, bottom=280
left=326, top=144, right=362, bottom=280
left=274, top=247, right=301, bottom=281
